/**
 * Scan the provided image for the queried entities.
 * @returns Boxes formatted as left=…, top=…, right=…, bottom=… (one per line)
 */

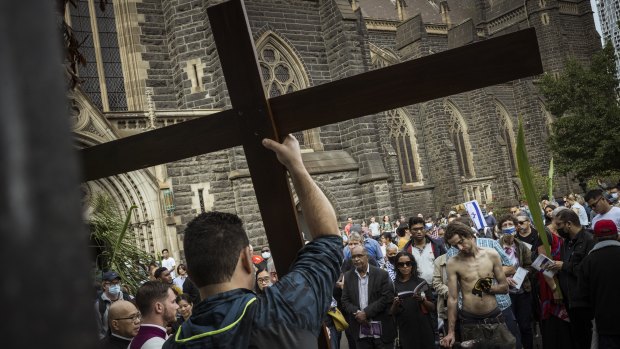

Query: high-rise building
left=596, top=0, right=620, bottom=73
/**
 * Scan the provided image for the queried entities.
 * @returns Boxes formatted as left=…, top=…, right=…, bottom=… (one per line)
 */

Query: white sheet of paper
left=532, top=254, right=556, bottom=278
left=512, top=267, right=529, bottom=290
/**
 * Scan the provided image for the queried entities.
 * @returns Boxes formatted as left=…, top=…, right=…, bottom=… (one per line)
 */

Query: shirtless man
left=440, top=221, right=515, bottom=349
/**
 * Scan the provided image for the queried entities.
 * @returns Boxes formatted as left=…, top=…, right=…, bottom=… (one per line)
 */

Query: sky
left=591, top=0, right=604, bottom=42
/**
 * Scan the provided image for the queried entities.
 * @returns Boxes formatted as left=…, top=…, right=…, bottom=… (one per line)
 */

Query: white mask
left=108, top=284, right=121, bottom=296
left=261, top=252, right=271, bottom=260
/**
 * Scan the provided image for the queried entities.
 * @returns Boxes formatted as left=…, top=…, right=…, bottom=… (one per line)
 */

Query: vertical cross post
left=208, top=0, right=304, bottom=275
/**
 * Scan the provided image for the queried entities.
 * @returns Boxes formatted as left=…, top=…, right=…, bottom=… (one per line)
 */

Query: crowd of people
left=93, top=134, right=620, bottom=349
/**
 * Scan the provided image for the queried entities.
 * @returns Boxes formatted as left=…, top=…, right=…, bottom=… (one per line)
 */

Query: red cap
left=252, top=255, right=264, bottom=264
left=594, top=220, right=618, bottom=238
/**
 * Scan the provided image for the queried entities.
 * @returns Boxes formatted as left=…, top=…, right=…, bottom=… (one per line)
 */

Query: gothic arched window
left=69, top=0, right=127, bottom=112
left=386, top=109, right=423, bottom=184
left=445, top=101, right=475, bottom=178
left=495, top=101, right=518, bottom=172
left=540, top=101, right=555, bottom=137
left=256, top=32, right=322, bottom=150
left=369, top=43, right=400, bottom=70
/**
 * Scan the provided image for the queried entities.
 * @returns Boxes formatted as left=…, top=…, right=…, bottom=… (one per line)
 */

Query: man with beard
left=440, top=221, right=514, bottom=348
left=547, top=209, right=595, bottom=349
left=130, top=281, right=179, bottom=349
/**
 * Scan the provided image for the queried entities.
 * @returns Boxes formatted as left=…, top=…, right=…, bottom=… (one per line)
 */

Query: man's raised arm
left=263, top=135, right=339, bottom=239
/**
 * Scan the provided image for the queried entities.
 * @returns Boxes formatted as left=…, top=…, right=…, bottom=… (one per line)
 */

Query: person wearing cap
left=579, top=219, right=620, bottom=348
left=96, top=271, right=132, bottom=339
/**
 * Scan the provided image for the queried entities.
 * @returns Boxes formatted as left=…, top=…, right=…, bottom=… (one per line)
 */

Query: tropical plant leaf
left=516, top=118, right=551, bottom=257
left=547, top=157, right=554, bottom=200
left=89, top=195, right=151, bottom=294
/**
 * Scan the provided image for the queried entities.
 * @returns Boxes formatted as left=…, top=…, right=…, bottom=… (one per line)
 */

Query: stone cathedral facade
left=70, top=0, right=600, bottom=260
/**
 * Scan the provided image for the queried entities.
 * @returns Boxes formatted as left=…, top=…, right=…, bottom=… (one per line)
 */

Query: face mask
left=557, top=226, right=570, bottom=238
left=425, top=223, right=433, bottom=229
left=261, top=252, right=271, bottom=260
left=501, top=226, right=517, bottom=235
left=108, top=284, right=121, bottom=296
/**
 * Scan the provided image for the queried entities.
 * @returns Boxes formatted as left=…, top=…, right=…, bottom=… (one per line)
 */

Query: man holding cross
left=163, top=135, right=342, bottom=348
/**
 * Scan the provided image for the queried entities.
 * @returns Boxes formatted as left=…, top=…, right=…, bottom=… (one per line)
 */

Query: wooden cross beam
left=81, top=0, right=543, bottom=278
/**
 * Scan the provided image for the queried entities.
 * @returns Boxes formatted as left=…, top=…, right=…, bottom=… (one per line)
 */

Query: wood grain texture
left=269, top=27, right=543, bottom=136
left=208, top=0, right=304, bottom=276
left=80, top=109, right=240, bottom=182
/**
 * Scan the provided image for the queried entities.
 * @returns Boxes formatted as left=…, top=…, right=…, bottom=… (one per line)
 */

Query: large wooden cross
left=81, top=0, right=542, bottom=277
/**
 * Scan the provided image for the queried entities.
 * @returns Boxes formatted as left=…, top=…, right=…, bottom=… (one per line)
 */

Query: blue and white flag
left=464, top=200, right=487, bottom=231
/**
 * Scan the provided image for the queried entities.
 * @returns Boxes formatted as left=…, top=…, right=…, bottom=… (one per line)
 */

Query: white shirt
left=571, top=202, right=589, bottom=226
left=592, top=206, right=620, bottom=233
left=162, top=257, right=176, bottom=278
left=369, top=222, right=380, bottom=237
left=411, top=242, right=435, bottom=285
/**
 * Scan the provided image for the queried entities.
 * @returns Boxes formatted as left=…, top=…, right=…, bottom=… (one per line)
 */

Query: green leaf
left=547, top=157, right=554, bottom=200
left=516, top=118, right=551, bottom=257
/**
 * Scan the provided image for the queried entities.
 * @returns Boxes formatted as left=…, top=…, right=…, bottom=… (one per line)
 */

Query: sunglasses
left=397, top=261, right=413, bottom=268
left=517, top=221, right=528, bottom=225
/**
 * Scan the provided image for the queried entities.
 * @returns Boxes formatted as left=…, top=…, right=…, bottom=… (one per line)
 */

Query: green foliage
left=516, top=166, right=549, bottom=202
left=89, top=194, right=150, bottom=294
left=516, top=119, right=551, bottom=257
left=538, top=42, right=620, bottom=177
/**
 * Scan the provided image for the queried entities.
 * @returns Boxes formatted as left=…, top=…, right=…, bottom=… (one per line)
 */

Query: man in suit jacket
left=342, top=245, right=395, bottom=349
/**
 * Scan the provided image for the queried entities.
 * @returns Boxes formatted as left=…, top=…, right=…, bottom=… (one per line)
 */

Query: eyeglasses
left=590, top=197, right=602, bottom=209
left=257, top=277, right=271, bottom=284
left=115, top=312, right=141, bottom=322
left=397, top=261, right=413, bottom=268
left=517, top=221, right=528, bottom=225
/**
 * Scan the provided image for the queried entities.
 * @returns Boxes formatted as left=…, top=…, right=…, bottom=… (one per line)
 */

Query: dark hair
left=381, top=232, right=392, bottom=241
left=393, top=251, right=420, bottom=280
left=444, top=221, right=475, bottom=242
left=183, top=211, right=249, bottom=288
left=544, top=204, right=557, bottom=212
left=254, top=266, right=269, bottom=294
left=396, top=223, right=409, bottom=237
left=585, top=189, right=604, bottom=202
left=554, top=208, right=580, bottom=226
left=454, top=216, right=473, bottom=227
left=154, top=267, right=168, bottom=279
left=162, top=249, right=169, bottom=254
left=177, top=264, right=186, bottom=274
left=497, top=214, right=518, bottom=230
left=176, top=293, right=193, bottom=305
left=408, top=216, right=425, bottom=227
left=135, top=281, right=171, bottom=316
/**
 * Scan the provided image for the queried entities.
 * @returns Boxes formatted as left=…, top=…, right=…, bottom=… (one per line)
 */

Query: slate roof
left=357, top=0, right=481, bottom=25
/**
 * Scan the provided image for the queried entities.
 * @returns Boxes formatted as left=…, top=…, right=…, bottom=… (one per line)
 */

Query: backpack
left=97, top=291, right=131, bottom=323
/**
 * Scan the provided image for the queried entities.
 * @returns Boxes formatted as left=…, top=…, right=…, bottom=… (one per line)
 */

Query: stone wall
left=123, top=0, right=600, bottom=248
